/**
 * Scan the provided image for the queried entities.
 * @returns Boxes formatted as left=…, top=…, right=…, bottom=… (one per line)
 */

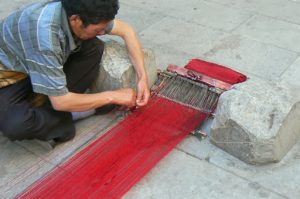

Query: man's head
left=61, top=0, right=119, bottom=39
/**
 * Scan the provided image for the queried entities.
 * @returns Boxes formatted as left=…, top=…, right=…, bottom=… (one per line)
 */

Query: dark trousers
left=0, top=38, right=104, bottom=142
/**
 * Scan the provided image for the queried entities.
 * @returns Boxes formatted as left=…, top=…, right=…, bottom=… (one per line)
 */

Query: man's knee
left=0, top=109, right=36, bottom=140
left=1, top=107, right=76, bottom=142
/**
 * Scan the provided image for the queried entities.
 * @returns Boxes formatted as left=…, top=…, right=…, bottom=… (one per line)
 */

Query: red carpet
left=19, top=96, right=207, bottom=199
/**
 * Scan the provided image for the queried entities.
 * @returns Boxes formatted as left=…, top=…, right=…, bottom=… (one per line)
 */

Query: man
left=0, top=0, right=150, bottom=144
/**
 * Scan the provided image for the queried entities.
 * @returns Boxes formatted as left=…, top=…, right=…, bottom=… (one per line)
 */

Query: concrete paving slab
left=209, top=141, right=300, bottom=199
left=139, top=17, right=228, bottom=60
left=124, top=149, right=285, bottom=199
left=0, top=0, right=35, bottom=19
left=281, top=57, right=300, bottom=87
left=178, top=136, right=300, bottom=198
left=117, top=3, right=165, bottom=34
left=121, top=0, right=198, bottom=13
left=16, top=112, right=120, bottom=165
left=168, top=0, right=253, bottom=32
left=138, top=15, right=298, bottom=80
left=205, top=0, right=300, bottom=25
left=177, top=136, right=218, bottom=160
left=234, top=15, right=300, bottom=53
left=122, top=0, right=253, bottom=32
left=139, top=39, right=197, bottom=69
left=201, top=34, right=298, bottom=79
left=2, top=160, right=57, bottom=198
left=0, top=135, right=54, bottom=198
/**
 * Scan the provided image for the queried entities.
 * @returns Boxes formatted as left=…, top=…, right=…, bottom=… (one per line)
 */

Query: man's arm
left=109, top=19, right=150, bottom=106
left=49, top=88, right=136, bottom=112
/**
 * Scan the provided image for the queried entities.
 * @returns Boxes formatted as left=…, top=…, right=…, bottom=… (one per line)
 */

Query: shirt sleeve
left=25, top=50, right=69, bottom=96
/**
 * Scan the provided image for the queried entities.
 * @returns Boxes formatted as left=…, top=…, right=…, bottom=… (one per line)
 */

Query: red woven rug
left=19, top=96, right=207, bottom=199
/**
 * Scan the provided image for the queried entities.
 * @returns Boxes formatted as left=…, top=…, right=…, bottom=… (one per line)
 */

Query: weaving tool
left=18, top=59, right=246, bottom=199
left=152, top=64, right=233, bottom=114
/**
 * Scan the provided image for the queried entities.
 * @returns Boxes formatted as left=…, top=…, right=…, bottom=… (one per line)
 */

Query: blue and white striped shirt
left=0, top=0, right=79, bottom=96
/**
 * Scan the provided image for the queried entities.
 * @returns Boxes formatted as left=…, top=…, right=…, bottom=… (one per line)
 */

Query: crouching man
left=0, top=0, right=150, bottom=144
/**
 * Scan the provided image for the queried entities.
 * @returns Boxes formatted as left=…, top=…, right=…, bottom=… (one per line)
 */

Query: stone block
left=210, top=77, right=300, bottom=164
left=91, top=39, right=157, bottom=92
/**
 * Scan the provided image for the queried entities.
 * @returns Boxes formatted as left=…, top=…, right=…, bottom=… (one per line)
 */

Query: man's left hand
left=136, top=78, right=150, bottom=106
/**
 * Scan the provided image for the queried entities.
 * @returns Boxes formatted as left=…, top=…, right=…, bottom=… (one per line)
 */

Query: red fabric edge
left=185, top=59, right=247, bottom=84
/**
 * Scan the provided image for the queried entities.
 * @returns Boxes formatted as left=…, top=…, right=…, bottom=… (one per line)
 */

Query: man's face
left=69, top=15, right=111, bottom=40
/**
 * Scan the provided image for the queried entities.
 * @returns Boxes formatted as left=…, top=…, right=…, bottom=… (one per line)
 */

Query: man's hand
left=112, top=88, right=137, bottom=108
left=136, top=78, right=150, bottom=106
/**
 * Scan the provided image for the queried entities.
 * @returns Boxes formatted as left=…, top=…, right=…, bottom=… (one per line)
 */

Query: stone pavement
left=1, top=0, right=300, bottom=198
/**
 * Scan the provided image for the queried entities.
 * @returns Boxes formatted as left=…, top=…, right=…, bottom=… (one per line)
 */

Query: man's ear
left=69, top=15, right=82, bottom=25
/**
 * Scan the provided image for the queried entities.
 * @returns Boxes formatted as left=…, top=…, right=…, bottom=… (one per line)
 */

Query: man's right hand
left=112, top=88, right=137, bottom=108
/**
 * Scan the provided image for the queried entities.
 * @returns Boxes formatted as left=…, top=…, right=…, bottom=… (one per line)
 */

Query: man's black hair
left=61, top=0, right=119, bottom=26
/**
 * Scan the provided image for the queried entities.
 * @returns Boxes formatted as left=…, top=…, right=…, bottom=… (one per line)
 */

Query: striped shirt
left=0, top=0, right=113, bottom=96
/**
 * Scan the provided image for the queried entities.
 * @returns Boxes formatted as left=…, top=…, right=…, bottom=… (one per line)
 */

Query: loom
left=18, top=59, right=247, bottom=199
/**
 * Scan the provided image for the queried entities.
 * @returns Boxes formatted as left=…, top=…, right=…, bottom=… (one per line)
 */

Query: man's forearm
left=49, top=92, right=114, bottom=112
left=123, top=28, right=148, bottom=81
left=49, top=88, right=137, bottom=112
left=107, top=19, right=150, bottom=106
left=111, top=20, right=148, bottom=81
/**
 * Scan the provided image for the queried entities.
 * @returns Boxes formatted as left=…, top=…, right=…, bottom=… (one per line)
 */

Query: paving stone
left=139, top=16, right=298, bottom=80
left=201, top=34, right=298, bottom=80
left=16, top=113, right=120, bottom=165
left=178, top=134, right=300, bottom=199
left=124, top=150, right=285, bottom=199
left=208, top=140, right=300, bottom=199
left=0, top=0, right=36, bottom=19
left=139, top=17, right=228, bottom=59
left=2, top=161, right=57, bottom=198
left=177, top=117, right=215, bottom=160
left=117, top=3, right=165, bottom=33
left=0, top=135, right=55, bottom=198
left=205, top=0, right=300, bottom=25
left=234, top=15, right=300, bottom=53
left=140, top=38, right=197, bottom=69
left=168, top=0, right=253, bottom=32
left=177, top=136, right=218, bottom=160
left=281, top=57, right=300, bottom=87
left=121, top=0, right=197, bottom=13
left=122, top=0, right=253, bottom=32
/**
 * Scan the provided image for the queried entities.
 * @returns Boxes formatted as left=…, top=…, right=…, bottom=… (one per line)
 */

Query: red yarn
left=19, top=59, right=246, bottom=199
left=19, top=97, right=207, bottom=199
left=185, top=59, right=247, bottom=84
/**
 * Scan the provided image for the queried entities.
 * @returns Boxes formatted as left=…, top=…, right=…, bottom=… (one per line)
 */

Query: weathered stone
left=210, top=77, right=300, bottom=165
left=91, top=40, right=157, bottom=92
